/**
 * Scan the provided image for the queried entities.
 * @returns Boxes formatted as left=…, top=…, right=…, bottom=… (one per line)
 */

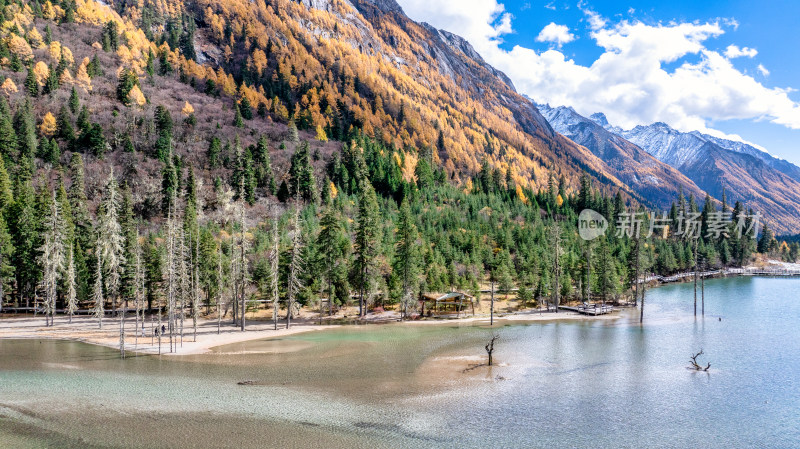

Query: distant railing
left=640, top=267, right=800, bottom=284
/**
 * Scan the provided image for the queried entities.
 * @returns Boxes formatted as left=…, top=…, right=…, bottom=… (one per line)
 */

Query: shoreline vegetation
left=3, top=261, right=797, bottom=357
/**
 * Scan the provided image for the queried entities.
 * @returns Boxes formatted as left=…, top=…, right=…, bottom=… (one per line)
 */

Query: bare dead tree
left=165, top=204, right=177, bottom=353
left=238, top=198, right=249, bottom=332
left=178, top=225, right=188, bottom=346
left=229, top=231, right=238, bottom=326
left=701, top=255, right=705, bottom=316
left=193, top=226, right=200, bottom=342
left=693, top=238, right=699, bottom=316
left=490, top=280, right=495, bottom=326
left=92, top=256, right=104, bottom=329
left=485, top=334, right=499, bottom=366
left=584, top=240, right=592, bottom=304
left=216, top=239, right=224, bottom=335
left=119, top=303, right=126, bottom=359
left=134, top=234, right=144, bottom=347
left=689, top=350, right=711, bottom=371
left=639, top=242, right=647, bottom=324
left=550, top=223, right=562, bottom=312
left=286, top=199, right=304, bottom=329
left=66, top=243, right=78, bottom=323
left=157, top=305, right=162, bottom=355
left=270, top=219, right=280, bottom=331
left=40, top=191, right=65, bottom=327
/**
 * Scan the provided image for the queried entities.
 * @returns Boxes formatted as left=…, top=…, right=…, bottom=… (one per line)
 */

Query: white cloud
left=396, top=1, right=800, bottom=136
left=536, top=22, right=576, bottom=45
left=578, top=2, right=606, bottom=30
left=397, top=0, right=510, bottom=58
left=544, top=2, right=555, bottom=11
left=724, top=45, right=757, bottom=58
left=757, top=63, right=770, bottom=76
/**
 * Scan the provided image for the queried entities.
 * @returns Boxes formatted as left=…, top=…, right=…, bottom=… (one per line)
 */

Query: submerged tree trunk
left=693, top=239, right=698, bottom=316
left=119, top=305, right=126, bottom=359
left=701, top=260, right=705, bottom=316
left=632, top=235, right=640, bottom=307
left=490, top=280, right=494, bottom=326
left=157, top=307, right=162, bottom=355
left=485, top=334, right=498, bottom=366
left=640, top=273, right=646, bottom=324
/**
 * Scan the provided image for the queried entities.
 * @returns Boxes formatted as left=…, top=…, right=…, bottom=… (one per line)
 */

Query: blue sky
left=395, top=0, right=800, bottom=164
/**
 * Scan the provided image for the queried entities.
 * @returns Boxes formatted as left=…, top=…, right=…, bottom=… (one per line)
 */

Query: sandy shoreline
left=0, top=308, right=622, bottom=356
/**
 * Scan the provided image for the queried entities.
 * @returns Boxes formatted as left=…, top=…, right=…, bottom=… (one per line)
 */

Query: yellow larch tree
left=27, top=28, right=45, bottom=49
left=315, top=125, right=328, bottom=142
left=6, top=34, right=33, bottom=62
left=1, top=79, right=18, bottom=96
left=128, top=85, right=147, bottom=107
left=40, top=112, right=57, bottom=137
left=75, top=58, right=92, bottom=92
left=33, top=61, right=50, bottom=86
left=181, top=101, right=194, bottom=116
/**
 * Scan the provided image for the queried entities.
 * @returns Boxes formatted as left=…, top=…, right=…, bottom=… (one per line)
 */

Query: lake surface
left=1, top=276, right=799, bottom=448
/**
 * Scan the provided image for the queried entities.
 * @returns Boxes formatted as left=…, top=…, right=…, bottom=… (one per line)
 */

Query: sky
left=394, top=0, right=800, bottom=165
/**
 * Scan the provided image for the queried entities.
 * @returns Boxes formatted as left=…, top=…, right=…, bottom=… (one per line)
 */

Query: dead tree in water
left=700, top=255, right=705, bottom=316
left=689, top=350, right=711, bottom=371
left=485, top=334, right=499, bottom=366
left=490, top=280, right=495, bottom=326
left=119, top=305, right=125, bottom=358
left=639, top=239, right=649, bottom=324
left=693, top=238, right=699, bottom=316
left=630, top=233, right=640, bottom=307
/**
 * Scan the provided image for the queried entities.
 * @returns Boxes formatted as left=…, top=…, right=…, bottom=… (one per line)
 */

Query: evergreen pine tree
left=394, top=199, right=420, bottom=318
left=207, top=137, right=221, bottom=168
left=10, top=179, right=41, bottom=304
left=69, top=86, right=80, bottom=113
left=289, top=141, right=317, bottom=202
left=0, top=214, right=15, bottom=313
left=56, top=104, right=75, bottom=142
left=0, top=107, right=17, bottom=158
left=233, top=105, right=244, bottom=128
left=317, top=205, right=347, bottom=316
left=25, top=66, right=38, bottom=97
left=0, top=158, right=13, bottom=210
left=354, top=182, right=381, bottom=317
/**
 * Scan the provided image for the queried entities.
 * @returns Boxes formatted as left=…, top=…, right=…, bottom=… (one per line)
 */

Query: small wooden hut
left=419, top=292, right=475, bottom=317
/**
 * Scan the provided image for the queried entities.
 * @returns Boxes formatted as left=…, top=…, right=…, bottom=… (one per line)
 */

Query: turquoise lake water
left=1, top=276, right=798, bottom=448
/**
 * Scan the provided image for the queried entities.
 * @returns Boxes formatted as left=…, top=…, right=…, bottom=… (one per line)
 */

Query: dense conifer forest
left=0, top=0, right=794, bottom=325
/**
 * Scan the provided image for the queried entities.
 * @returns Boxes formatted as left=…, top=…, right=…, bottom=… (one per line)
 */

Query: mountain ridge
left=577, top=111, right=800, bottom=233
left=536, top=103, right=706, bottom=209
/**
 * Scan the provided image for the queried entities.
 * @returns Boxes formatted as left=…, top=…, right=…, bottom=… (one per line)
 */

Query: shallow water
left=1, top=276, right=799, bottom=448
